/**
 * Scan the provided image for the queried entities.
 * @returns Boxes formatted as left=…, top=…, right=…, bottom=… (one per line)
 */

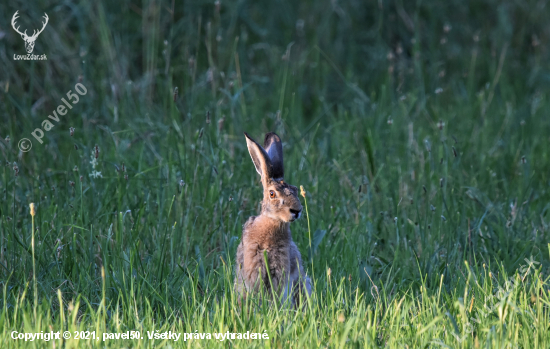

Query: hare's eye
left=269, top=190, right=276, bottom=198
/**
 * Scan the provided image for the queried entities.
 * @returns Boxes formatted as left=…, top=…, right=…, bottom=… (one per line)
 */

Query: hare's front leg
left=235, top=241, right=269, bottom=303
left=244, top=245, right=290, bottom=300
left=265, top=247, right=291, bottom=301
left=239, top=241, right=268, bottom=292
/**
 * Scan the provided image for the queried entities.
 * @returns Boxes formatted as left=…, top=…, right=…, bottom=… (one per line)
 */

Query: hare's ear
left=263, top=132, right=284, bottom=181
left=244, top=132, right=273, bottom=183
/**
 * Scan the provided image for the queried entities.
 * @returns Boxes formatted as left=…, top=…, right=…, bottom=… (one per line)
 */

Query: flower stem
left=301, top=186, right=314, bottom=281
left=30, top=204, right=37, bottom=322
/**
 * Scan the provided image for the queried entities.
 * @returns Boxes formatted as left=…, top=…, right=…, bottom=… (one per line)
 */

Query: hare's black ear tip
left=264, top=132, right=281, bottom=142
left=244, top=132, right=250, bottom=139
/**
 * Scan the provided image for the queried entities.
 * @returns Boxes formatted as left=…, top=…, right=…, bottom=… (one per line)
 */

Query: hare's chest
left=260, top=244, right=291, bottom=274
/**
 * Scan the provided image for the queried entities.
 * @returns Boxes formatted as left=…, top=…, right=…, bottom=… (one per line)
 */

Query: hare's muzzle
left=289, top=208, right=302, bottom=221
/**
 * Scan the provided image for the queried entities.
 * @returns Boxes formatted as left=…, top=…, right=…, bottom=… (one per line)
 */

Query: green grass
left=1, top=0, right=550, bottom=347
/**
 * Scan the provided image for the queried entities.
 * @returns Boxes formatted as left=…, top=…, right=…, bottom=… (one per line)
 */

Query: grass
left=1, top=0, right=550, bottom=347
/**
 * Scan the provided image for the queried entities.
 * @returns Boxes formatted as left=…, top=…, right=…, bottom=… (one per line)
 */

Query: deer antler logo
left=11, top=11, right=49, bottom=54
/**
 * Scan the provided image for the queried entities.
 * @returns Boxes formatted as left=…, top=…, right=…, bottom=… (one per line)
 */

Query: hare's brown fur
left=235, top=132, right=311, bottom=306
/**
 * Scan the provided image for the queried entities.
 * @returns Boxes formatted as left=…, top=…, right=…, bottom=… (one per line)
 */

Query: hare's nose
left=290, top=208, right=301, bottom=217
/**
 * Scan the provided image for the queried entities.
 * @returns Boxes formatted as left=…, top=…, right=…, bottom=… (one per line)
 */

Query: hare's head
left=245, top=132, right=302, bottom=223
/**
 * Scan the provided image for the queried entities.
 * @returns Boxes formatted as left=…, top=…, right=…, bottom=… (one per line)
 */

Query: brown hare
left=235, top=132, right=312, bottom=306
